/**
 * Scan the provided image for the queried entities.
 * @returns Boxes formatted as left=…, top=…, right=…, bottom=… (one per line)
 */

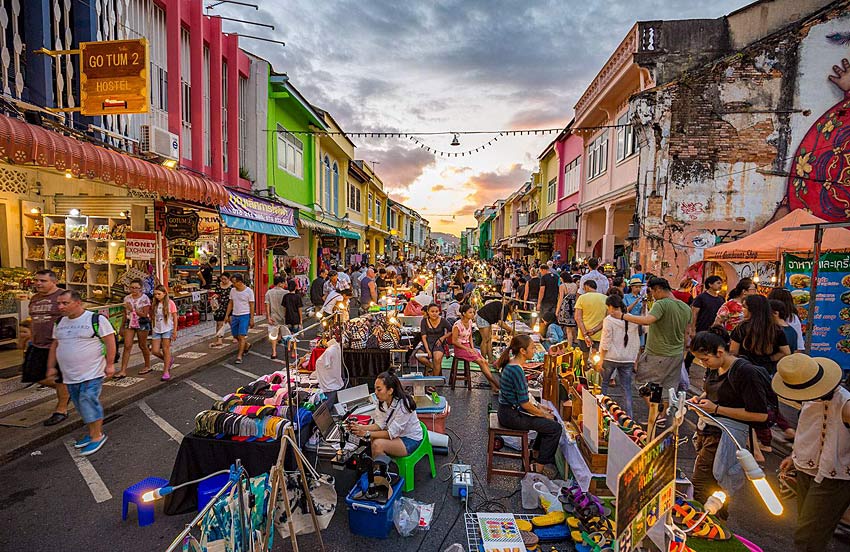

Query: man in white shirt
left=225, top=273, right=255, bottom=364
left=264, top=276, right=290, bottom=360
left=47, top=290, right=116, bottom=456
left=322, top=288, right=352, bottom=322
left=578, top=258, right=609, bottom=295
left=335, top=265, right=352, bottom=291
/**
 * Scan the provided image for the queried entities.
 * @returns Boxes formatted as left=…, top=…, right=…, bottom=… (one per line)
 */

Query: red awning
left=0, top=113, right=228, bottom=206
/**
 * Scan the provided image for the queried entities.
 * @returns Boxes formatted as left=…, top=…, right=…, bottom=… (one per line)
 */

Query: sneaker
left=79, top=435, right=107, bottom=456
left=74, top=435, right=93, bottom=449
left=43, top=412, right=68, bottom=426
left=235, top=358, right=243, bottom=364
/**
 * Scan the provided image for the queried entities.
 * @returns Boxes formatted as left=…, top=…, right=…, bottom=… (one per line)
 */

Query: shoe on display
left=79, top=435, right=107, bottom=456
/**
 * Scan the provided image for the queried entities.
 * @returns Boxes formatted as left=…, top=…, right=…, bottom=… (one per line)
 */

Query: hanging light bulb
left=450, top=134, right=460, bottom=147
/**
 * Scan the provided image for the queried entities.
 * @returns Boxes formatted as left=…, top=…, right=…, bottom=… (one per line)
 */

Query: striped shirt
left=498, top=364, right=529, bottom=407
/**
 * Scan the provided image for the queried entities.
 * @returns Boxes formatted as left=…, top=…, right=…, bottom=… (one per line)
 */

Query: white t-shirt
left=52, top=311, right=115, bottom=384
left=336, top=271, right=351, bottom=290
left=372, top=397, right=424, bottom=441
left=314, top=340, right=344, bottom=392
left=322, top=290, right=345, bottom=315
left=229, top=286, right=255, bottom=316
left=152, top=299, right=178, bottom=334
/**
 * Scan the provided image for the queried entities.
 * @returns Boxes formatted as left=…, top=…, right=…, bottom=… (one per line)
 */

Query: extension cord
left=451, top=463, right=472, bottom=499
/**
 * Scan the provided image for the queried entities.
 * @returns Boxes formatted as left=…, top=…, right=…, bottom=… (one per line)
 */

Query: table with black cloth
left=164, top=429, right=309, bottom=515
left=342, top=349, right=391, bottom=389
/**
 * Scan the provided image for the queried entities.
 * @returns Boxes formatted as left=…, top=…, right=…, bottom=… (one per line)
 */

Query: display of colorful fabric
left=193, top=410, right=289, bottom=440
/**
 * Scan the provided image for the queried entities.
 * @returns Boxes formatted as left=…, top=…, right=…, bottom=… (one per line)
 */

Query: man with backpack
left=47, top=290, right=116, bottom=456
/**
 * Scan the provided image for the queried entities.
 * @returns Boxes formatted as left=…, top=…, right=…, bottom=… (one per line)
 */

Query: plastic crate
left=345, top=472, right=405, bottom=539
left=418, top=404, right=451, bottom=434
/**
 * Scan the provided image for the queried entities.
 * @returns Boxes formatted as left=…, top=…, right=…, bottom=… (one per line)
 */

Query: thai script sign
left=220, top=190, right=295, bottom=227
left=79, top=39, right=149, bottom=116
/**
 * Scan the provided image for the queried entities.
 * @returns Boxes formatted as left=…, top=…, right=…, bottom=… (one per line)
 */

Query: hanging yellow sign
left=79, top=38, right=150, bottom=116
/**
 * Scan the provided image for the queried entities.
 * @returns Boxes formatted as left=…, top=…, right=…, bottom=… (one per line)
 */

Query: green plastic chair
left=391, top=422, right=437, bottom=492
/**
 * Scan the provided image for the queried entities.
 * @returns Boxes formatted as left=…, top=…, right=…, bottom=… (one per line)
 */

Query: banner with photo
left=784, top=252, right=850, bottom=368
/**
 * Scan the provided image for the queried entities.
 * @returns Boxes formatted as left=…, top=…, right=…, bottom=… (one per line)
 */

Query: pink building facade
left=162, top=0, right=252, bottom=190
left=554, top=130, right=583, bottom=261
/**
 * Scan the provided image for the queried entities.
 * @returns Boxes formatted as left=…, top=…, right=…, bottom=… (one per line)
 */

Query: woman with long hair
left=452, top=304, right=499, bottom=391
left=209, top=272, right=233, bottom=348
left=767, top=288, right=804, bottom=351
left=713, top=278, right=755, bottom=331
left=598, top=294, right=640, bottom=417
left=689, top=326, right=770, bottom=519
left=556, top=270, right=578, bottom=346
left=150, top=285, right=178, bottom=381
left=731, top=294, right=794, bottom=445
left=496, top=334, right=563, bottom=473
left=419, top=303, right=452, bottom=379
left=348, top=371, right=423, bottom=457
left=118, top=279, right=151, bottom=377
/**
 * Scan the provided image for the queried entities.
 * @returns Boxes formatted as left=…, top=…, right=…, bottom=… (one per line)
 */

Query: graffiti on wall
left=678, top=201, right=707, bottom=221
left=787, top=34, right=850, bottom=222
left=727, top=261, right=777, bottom=283
left=680, top=224, right=750, bottom=265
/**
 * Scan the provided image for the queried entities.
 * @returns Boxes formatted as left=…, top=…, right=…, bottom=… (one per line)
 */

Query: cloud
left=462, top=163, right=530, bottom=207
left=431, top=184, right=447, bottom=192
left=357, top=144, right=436, bottom=189
left=507, top=108, right=570, bottom=131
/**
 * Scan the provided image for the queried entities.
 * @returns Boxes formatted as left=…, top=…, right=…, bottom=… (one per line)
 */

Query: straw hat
left=629, top=277, right=643, bottom=287
left=772, top=353, right=843, bottom=401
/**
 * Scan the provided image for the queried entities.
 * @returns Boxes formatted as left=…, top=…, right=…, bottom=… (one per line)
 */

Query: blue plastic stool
left=122, top=477, right=168, bottom=527
left=197, top=473, right=230, bottom=512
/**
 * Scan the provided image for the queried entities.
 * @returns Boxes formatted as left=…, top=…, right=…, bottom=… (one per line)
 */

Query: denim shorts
left=152, top=330, right=173, bottom=340
left=67, top=378, right=104, bottom=424
left=475, top=315, right=491, bottom=328
left=230, top=314, right=250, bottom=337
left=400, top=436, right=422, bottom=455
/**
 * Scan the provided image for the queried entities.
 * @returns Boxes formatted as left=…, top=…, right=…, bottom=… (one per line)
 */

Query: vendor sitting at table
left=349, top=371, right=423, bottom=458
left=476, top=299, right=519, bottom=364
left=418, top=303, right=452, bottom=380
left=496, top=334, right=562, bottom=474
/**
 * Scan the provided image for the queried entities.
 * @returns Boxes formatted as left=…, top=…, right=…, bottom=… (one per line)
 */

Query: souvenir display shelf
left=23, top=213, right=130, bottom=303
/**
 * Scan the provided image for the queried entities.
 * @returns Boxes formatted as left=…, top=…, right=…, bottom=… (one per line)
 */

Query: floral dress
left=211, top=283, right=232, bottom=321
left=557, top=282, right=577, bottom=327
left=715, top=299, right=745, bottom=332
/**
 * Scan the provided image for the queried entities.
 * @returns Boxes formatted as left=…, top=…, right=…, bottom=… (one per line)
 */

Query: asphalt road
left=0, top=337, right=846, bottom=552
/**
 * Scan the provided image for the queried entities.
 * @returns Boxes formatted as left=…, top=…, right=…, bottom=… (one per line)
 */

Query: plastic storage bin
left=418, top=404, right=451, bottom=433
left=345, top=472, right=405, bottom=539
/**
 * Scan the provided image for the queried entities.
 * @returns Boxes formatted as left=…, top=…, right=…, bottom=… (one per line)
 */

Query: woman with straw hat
left=773, top=353, right=850, bottom=552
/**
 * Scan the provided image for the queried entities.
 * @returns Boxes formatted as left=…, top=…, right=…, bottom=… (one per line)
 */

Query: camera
left=638, top=382, right=663, bottom=403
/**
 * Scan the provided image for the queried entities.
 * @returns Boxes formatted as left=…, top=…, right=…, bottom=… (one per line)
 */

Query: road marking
left=247, top=350, right=286, bottom=364
left=184, top=379, right=221, bottom=401
left=138, top=401, right=183, bottom=444
left=178, top=351, right=208, bottom=359
left=223, top=362, right=259, bottom=379
left=63, top=439, right=112, bottom=503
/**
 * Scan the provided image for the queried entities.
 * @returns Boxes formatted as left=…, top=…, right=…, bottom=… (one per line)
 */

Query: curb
left=0, top=331, right=268, bottom=466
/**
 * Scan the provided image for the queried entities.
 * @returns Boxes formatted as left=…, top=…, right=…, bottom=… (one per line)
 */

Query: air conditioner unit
left=140, top=124, right=179, bottom=160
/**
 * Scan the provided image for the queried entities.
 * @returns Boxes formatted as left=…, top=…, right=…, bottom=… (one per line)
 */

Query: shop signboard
left=784, top=252, right=850, bottom=367
left=616, top=428, right=677, bottom=552
left=125, top=231, right=157, bottom=260
left=164, top=211, right=200, bottom=241
left=79, top=39, right=149, bottom=116
left=220, top=190, right=295, bottom=227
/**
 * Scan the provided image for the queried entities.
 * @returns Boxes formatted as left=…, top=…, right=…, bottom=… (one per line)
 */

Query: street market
left=1, top=1, right=850, bottom=552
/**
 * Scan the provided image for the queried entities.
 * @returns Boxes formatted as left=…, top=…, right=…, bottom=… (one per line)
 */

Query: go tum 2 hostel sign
left=79, top=39, right=149, bottom=116
left=221, top=191, right=296, bottom=227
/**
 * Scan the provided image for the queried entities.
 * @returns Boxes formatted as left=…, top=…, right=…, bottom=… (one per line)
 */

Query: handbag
left=199, top=473, right=273, bottom=552
left=275, top=443, right=336, bottom=538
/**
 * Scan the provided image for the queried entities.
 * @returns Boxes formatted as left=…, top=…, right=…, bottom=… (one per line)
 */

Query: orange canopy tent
left=702, top=209, right=850, bottom=262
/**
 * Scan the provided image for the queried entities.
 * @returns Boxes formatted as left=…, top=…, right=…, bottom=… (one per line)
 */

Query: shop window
left=276, top=124, right=303, bottom=178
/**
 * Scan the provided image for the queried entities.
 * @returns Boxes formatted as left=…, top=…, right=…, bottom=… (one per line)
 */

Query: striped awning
left=297, top=216, right=338, bottom=235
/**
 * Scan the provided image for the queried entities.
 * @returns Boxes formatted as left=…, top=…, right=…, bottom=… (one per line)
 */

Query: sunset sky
left=218, top=0, right=745, bottom=235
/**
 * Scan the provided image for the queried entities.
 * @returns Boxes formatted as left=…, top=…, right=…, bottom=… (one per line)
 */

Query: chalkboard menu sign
left=164, top=210, right=199, bottom=241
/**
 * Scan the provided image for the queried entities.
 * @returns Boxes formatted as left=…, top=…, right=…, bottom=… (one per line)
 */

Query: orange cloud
left=431, top=184, right=446, bottom=192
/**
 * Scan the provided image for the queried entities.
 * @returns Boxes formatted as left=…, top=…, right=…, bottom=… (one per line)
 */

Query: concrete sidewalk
left=0, top=325, right=271, bottom=465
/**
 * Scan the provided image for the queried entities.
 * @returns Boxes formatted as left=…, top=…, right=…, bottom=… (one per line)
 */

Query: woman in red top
left=713, top=278, right=755, bottom=332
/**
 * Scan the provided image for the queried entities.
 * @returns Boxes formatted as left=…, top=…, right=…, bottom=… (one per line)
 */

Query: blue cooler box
left=345, top=472, right=405, bottom=539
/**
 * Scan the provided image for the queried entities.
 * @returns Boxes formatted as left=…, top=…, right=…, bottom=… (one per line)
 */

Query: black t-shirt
left=703, top=358, right=770, bottom=431
left=420, top=317, right=452, bottom=349
left=478, top=300, right=510, bottom=324
left=540, top=273, right=559, bottom=306
left=282, top=293, right=303, bottom=325
left=309, top=277, right=325, bottom=306
left=199, top=265, right=213, bottom=289
left=692, top=292, right=725, bottom=332
left=526, top=277, right=541, bottom=302
left=376, top=276, right=387, bottom=289
left=730, top=321, right=789, bottom=374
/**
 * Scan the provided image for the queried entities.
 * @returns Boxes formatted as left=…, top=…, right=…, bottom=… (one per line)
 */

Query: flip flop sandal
left=113, top=374, right=126, bottom=380
left=691, top=517, right=731, bottom=541
left=521, top=530, right=539, bottom=547
left=515, top=519, right=533, bottom=532
left=531, top=510, right=566, bottom=527
left=137, top=368, right=153, bottom=375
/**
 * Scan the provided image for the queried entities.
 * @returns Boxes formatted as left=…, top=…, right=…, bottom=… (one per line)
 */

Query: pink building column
left=189, top=1, right=204, bottom=172
left=165, top=0, right=182, bottom=141
left=209, top=16, right=223, bottom=182
left=225, top=34, right=240, bottom=187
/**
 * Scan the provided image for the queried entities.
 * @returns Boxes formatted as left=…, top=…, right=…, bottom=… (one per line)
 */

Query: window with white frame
left=587, top=133, right=608, bottom=180
left=238, top=77, right=248, bottom=171
left=180, top=28, right=192, bottom=160
left=348, top=183, right=361, bottom=212
left=375, top=199, right=382, bottom=225
left=546, top=177, right=556, bottom=204
left=332, top=162, right=339, bottom=215
left=616, top=112, right=637, bottom=161
left=563, top=157, right=580, bottom=197
left=368, top=193, right=374, bottom=220
left=323, top=157, right=331, bottom=211
left=276, top=124, right=303, bottom=178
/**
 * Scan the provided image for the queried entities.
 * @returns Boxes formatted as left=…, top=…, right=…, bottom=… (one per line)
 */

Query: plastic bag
left=394, top=497, right=420, bottom=537
left=520, top=472, right=567, bottom=510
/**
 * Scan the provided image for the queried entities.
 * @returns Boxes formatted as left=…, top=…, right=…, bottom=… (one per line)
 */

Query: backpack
left=57, top=313, right=120, bottom=363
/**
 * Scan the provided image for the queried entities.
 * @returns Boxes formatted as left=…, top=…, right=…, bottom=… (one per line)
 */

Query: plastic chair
left=196, top=472, right=230, bottom=511
left=391, top=422, right=437, bottom=492
left=122, top=476, right=168, bottom=527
